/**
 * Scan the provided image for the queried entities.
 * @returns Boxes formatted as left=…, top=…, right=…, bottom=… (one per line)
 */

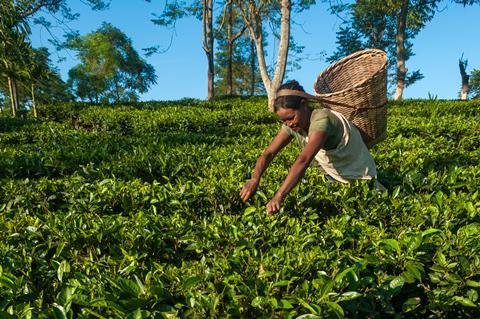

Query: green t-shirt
left=282, top=108, right=343, bottom=150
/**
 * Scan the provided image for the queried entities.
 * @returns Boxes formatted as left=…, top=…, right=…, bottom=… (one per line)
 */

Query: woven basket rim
left=313, top=48, right=387, bottom=99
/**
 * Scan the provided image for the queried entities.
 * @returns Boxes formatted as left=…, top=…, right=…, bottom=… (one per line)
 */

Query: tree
left=152, top=1, right=311, bottom=102
left=0, top=2, right=31, bottom=116
left=328, top=0, right=480, bottom=100
left=26, top=47, right=51, bottom=117
left=328, top=0, right=429, bottom=99
left=215, top=0, right=246, bottom=95
left=3, top=0, right=110, bottom=53
left=469, top=69, right=480, bottom=99
left=234, top=0, right=316, bottom=110
left=204, top=0, right=215, bottom=100
left=0, top=46, right=71, bottom=114
left=235, top=0, right=291, bottom=110
left=454, top=0, right=480, bottom=99
left=215, top=29, right=265, bottom=96
left=66, top=23, right=157, bottom=103
left=151, top=1, right=217, bottom=100
left=0, top=0, right=109, bottom=115
left=10, top=0, right=109, bottom=19
left=232, top=0, right=284, bottom=111
left=213, top=1, right=265, bottom=96
left=459, top=55, right=469, bottom=100
left=27, top=47, right=72, bottom=113
left=67, top=65, right=106, bottom=104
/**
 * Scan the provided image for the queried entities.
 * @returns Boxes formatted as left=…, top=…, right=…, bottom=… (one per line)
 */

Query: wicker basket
left=314, top=49, right=388, bottom=148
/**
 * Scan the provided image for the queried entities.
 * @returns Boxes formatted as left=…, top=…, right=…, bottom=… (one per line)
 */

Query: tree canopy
left=66, top=23, right=157, bottom=103
left=2, top=0, right=479, bottom=110
left=328, top=0, right=480, bottom=99
left=0, top=0, right=111, bottom=114
left=28, top=47, right=72, bottom=104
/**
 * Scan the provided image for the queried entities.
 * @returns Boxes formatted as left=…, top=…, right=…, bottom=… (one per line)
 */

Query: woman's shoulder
left=310, top=107, right=331, bottom=122
left=309, top=108, right=330, bottom=133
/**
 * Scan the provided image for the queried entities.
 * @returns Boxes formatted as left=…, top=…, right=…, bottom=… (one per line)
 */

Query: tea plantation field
left=0, top=98, right=479, bottom=318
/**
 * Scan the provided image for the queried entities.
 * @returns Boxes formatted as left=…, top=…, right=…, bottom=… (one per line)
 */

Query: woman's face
left=276, top=106, right=310, bottom=132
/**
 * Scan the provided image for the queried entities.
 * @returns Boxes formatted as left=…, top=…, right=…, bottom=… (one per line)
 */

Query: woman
left=240, top=80, right=382, bottom=215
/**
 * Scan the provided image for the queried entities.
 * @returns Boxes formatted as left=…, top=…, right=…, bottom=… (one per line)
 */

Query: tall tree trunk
left=252, top=27, right=271, bottom=99
left=8, top=76, right=16, bottom=117
left=31, top=83, right=37, bottom=117
left=203, top=0, right=214, bottom=100
left=394, top=0, right=408, bottom=100
left=238, top=0, right=291, bottom=111
left=227, top=1, right=233, bottom=96
left=459, top=58, right=469, bottom=100
left=250, top=36, right=255, bottom=96
left=114, top=79, right=121, bottom=103
left=269, top=0, right=291, bottom=108
left=13, top=78, right=19, bottom=114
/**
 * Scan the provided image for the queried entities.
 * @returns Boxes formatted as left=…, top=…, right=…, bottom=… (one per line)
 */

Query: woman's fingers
left=240, top=183, right=253, bottom=202
left=266, top=200, right=279, bottom=215
left=240, top=189, right=250, bottom=202
left=266, top=195, right=283, bottom=215
left=240, top=181, right=257, bottom=203
left=240, top=188, right=246, bottom=202
left=267, top=205, right=276, bottom=215
left=266, top=203, right=273, bottom=215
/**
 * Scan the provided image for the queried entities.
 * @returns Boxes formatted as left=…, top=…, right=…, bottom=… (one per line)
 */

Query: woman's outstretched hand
left=240, top=179, right=259, bottom=203
left=266, top=195, right=283, bottom=216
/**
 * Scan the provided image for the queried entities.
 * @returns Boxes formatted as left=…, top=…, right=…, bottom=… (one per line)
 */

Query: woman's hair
left=274, top=80, right=305, bottom=112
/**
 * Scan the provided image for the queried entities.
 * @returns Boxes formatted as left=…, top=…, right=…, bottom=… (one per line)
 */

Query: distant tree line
left=152, top=0, right=480, bottom=105
left=0, top=0, right=156, bottom=115
left=1, top=0, right=480, bottom=116
left=151, top=0, right=315, bottom=110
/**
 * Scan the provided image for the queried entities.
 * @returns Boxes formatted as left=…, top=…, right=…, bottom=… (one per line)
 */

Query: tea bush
left=0, top=98, right=479, bottom=318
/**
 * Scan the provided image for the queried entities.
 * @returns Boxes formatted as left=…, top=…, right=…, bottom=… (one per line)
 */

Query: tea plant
left=0, top=98, right=479, bottom=318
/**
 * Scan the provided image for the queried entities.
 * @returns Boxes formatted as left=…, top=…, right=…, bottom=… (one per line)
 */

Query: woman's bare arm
left=267, top=130, right=327, bottom=214
left=240, top=128, right=292, bottom=202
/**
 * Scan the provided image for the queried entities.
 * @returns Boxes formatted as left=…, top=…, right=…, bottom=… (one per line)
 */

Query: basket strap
left=276, top=89, right=355, bottom=108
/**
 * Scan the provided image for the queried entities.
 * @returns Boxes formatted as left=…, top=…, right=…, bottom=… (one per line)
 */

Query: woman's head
left=273, top=80, right=305, bottom=112
left=274, top=80, right=311, bottom=132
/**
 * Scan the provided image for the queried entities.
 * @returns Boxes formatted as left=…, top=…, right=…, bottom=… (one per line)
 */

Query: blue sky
left=30, top=1, right=480, bottom=101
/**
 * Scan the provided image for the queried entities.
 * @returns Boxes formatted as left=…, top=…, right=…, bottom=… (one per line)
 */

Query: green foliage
left=0, top=46, right=71, bottom=110
left=66, top=23, right=157, bottom=104
left=214, top=3, right=265, bottom=96
left=469, top=69, right=480, bottom=99
left=28, top=48, right=73, bottom=104
left=150, top=0, right=193, bottom=27
left=0, top=2, right=31, bottom=79
left=329, top=0, right=480, bottom=94
left=0, top=2, right=72, bottom=112
left=328, top=0, right=432, bottom=90
left=0, top=2, right=34, bottom=113
left=0, top=98, right=480, bottom=317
